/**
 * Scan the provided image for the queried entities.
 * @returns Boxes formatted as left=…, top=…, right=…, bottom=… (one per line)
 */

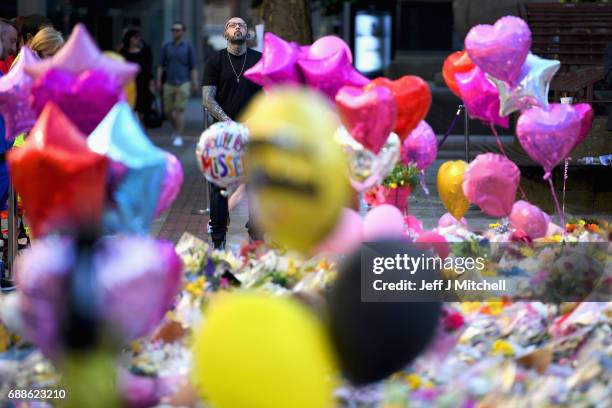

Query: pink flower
left=443, top=311, right=465, bottom=331
left=364, top=185, right=386, bottom=206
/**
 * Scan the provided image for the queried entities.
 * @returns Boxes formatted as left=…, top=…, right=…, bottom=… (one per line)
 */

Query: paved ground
left=149, top=96, right=607, bottom=248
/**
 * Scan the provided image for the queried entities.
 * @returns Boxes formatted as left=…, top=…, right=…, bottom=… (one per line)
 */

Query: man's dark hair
left=14, top=14, right=52, bottom=45
left=172, top=21, right=186, bottom=31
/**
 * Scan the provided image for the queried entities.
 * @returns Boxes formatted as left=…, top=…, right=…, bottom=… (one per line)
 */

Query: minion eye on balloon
left=241, top=88, right=350, bottom=253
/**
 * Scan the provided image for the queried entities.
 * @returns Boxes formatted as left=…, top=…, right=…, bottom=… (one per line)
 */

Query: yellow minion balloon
left=241, top=88, right=350, bottom=252
left=437, top=160, right=470, bottom=221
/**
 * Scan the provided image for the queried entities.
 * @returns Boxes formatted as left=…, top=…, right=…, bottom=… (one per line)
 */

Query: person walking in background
left=13, top=14, right=52, bottom=49
left=0, top=19, right=17, bottom=74
left=120, top=27, right=154, bottom=126
left=156, top=22, right=198, bottom=147
left=202, top=17, right=263, bottom=249
left=604, top=42, right=612, bottom=131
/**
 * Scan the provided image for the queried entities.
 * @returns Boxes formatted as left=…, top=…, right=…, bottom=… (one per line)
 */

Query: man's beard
left=228, top=36, right=246, bottom=45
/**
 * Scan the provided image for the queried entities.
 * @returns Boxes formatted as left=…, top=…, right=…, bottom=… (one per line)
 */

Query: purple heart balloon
left=456, top=66, right=509, bottom=128
left=465, top=16, right=532, bottom=85
left=31, top=68, right=123, bottom=135
left=516, top=104, right=581, bottom=178
left=244, top=32, right=302, bottom=87
left=402, top=120, right=438, bottom=170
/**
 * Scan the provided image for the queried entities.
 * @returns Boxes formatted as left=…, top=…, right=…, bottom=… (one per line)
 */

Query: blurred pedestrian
left=202, top=17, right=263, bottom=249
left=120, top=27, right=154, bottom=126
left=605, top=42, right=612, bottom=131
left=0, top=19, right=17, bottom=74
left=156, top=22, right=198, bottom=147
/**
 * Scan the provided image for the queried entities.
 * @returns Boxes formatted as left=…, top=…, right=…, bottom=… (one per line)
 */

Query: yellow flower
left=129, top=341, right=142, bottom=354
left=287, top=259, right=299, bottom=276
left=400, top=180, right=405, bottom=186
left=484, top=299, right=505, bottom=315
left=390, top=182, right=398, bottom=189
left=317, top=259, right=331, bottom=271
left=519, top=246, right=535, bottom=258
left=460, top=302, right=482, bottom=314
left=551, top=234, right=562, bottom=242
left=404, top=373, right=422, bottom=390
left=490, top=339, right=514, bottom=356
left=489, top=223, right=501, bottom=229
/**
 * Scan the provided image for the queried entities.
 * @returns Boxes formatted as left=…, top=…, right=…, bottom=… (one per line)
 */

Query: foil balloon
left=442, top=50, right=475, bottom=97
left=87, top=102, right=167, bottom=234
left=402, top=121, right=437, bottom=170
left=335, top=85, right=397, bottom=154
left=465, top=16, right=532, bottom=85
left=154, top=153, right=184, bottom=217
left=298, top=48, right=369, bottom=100
left=516, top=104, right=581, bottom=178
left=25, top=23, right=138, bottom=86
left=95, top=236, right=183, bottom=341
left=7, top=103, right=108, bottom=237
left=368, top=76, right=431, bottom=139
left=196, top=121, right=249, bottom=189
left=242, top=88, right=350, bottom=252
left=456, top=67, right=509, bottom=127
left=335, top=126, right=400, bottom=193
left=192, top=293, right=336, bottom=408
left=362, top=204, right=405, bottom=241
left=0, top=47, right=38, bottom=141
left=573, top=103, right=594, bottom=150
left=31, top=68, right=123, bottom=135
left=462, top=153, right=520, bottom=217
left=15, top=235, right=182, bottom=359
left=437, top=160, right=470, bottom=221
left=308, top=35, right=353, bottom=62
left=244, top=32, right=302, bottom=87
left=509, top=200, right=548, bottom=239
left=489, top=53, right=560, bottom=117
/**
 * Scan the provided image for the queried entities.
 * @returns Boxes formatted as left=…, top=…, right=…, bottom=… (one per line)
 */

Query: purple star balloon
left=25, top=23, right=138, bottom=86
left=0, top=47, right=39, bottom=141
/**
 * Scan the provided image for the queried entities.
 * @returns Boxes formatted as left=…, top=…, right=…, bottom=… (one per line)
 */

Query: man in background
left=156, top=22, right=198, bottom=147
left=604, top=42, right=612, bottom=131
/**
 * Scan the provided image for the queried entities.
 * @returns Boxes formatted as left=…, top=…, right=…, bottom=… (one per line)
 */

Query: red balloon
left=442, top=50, right=475, bottom=97
left=368, top=76, right=431, bottom=140
left=7, top=102, right=108, bottom=237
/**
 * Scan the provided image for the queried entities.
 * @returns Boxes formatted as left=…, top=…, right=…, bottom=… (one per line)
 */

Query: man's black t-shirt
left=202, top=48, right=262, bottom=120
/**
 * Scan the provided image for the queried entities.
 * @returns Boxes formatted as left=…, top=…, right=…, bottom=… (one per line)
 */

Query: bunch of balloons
left=1, top=24, right=185, bottom=366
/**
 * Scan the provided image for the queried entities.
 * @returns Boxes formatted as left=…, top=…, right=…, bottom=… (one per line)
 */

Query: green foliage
left=382, top=162, right=420, bottom=190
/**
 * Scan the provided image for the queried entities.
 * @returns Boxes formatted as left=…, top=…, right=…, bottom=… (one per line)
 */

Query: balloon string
left=419, top=171, right=437, bottom=220
left=547, top=177, right=566, bottom=234
left=437, top=105, right=464, bottom=148
left=562, top=157, right=570, bottom=221
left=490, top=124, right=527, bottom=200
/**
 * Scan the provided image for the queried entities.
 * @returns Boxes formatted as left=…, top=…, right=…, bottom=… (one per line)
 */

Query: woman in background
left=119, top=27, right=153, bottom=126
left=29, top=26, right=63, bottom=59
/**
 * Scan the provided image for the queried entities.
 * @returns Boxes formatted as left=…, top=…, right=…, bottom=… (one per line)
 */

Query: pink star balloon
left=0, top=47, right=39, bottom=141
left=25, top=23, right=138, bottom=86
left=244, top=32, right=302, bottom=87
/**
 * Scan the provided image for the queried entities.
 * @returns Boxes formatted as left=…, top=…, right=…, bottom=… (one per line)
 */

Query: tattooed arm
left=202, top=85, right=231, bottom=122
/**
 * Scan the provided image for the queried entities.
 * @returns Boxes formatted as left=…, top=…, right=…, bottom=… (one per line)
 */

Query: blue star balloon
left=489, top=53, right=560, bottom=117
left=87, top=102, right=167, bottom=234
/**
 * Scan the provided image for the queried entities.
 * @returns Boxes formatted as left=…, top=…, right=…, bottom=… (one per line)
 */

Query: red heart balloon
left=368, top=76, right=431, bottom=140
left=335, top=85, right=397, bottom=154
left=442, top=50, right=475, bottom=97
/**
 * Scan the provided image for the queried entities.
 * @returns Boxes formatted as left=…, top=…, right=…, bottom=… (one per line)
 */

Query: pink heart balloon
left=298, top=49, right=369, bottom=100
left=335, top=85, right=397, bottom=154
left=309, top=35, right=353, bottom=63
left=573, top=103, right=594, bottom=150
left=437, top=212, right=468, bottom=229
left=244, top=32, right=302, bottom=87
left=465, top=16, right=532, bottom=85
left=402, top=120, right=438, bottom=170
left=463, top=153, right=520, bottom=217
left=456, top=67, right=509, bottom=128
left=363, top=204, right=405, bottom=241
left=315, top=208, right=363, bottom=254
left=31, top=68, right=123, bottom=135
left=516, top=104, right=581, bottom=178
left=509, top=200, right=548, bottom=239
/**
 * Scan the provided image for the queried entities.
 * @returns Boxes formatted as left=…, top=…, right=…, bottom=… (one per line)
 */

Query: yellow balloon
left=437, top=160, right=470, bottom=220
left=191, top=293, right=336, bottom=408
left=240, top=88, right=350, bottom=252
left=103, top=51, right=137, bottom=108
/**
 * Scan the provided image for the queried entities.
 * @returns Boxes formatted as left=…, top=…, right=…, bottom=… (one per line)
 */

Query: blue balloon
left=88, top=102, right=166, bottom=234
